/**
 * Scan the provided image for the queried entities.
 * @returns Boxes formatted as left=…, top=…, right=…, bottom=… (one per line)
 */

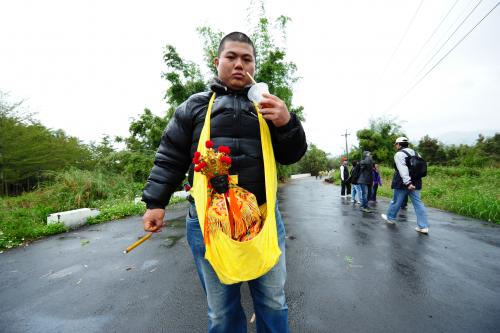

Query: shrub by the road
left=0, top=169, right=183, bottom=250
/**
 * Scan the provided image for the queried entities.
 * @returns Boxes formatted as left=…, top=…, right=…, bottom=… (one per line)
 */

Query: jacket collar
left=209, top=77, right=252, bottom=96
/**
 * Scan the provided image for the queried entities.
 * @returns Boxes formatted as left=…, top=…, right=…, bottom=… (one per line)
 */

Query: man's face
left=395, top=143, right=400, bottom=150
left=214, top=41, right=255, bottom=90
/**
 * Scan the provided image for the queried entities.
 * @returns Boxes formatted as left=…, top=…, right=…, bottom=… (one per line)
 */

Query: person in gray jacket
left=357, top=151, right=373, bottom=212
left=381, top=137, right=429, bottom=234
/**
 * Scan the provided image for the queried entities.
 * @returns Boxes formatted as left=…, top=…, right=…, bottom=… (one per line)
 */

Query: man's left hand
left=259, top=93, right=291, bottom=127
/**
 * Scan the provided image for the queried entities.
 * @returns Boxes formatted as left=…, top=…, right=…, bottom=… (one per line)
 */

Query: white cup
left=247, top=82, right=269, bottom=104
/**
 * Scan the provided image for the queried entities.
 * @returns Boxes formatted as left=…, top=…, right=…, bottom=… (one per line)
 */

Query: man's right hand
left=143, top=208, right=166, bottom=232
left=407, top=183, right=416, bottom=191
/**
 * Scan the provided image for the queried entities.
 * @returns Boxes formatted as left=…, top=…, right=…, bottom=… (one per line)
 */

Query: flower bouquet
left=193, top=140, right=262, bottom=244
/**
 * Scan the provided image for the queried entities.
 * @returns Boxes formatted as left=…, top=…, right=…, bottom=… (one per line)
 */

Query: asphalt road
left=1, top=176, right=499, bottom=332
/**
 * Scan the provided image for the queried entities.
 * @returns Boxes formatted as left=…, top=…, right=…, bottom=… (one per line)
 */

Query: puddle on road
left=161, top=235, right=183, bottom=248
left=58, top=236, right=79, bottom=240
left=141, top=259, right=159, bottom=270
left=47, top=264, right=84, bottom=279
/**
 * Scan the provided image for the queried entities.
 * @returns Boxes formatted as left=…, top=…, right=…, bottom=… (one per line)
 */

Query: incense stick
left=246, top=72, right=257, bottom=84
left=123, top=226, right=161, bottom=254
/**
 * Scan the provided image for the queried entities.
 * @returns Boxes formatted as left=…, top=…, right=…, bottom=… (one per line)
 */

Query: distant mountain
left=435, top=129, right=498, bottom=146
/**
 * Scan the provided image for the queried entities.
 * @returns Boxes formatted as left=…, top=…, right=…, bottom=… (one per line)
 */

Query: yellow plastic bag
left=191, top=93, right=281, bottom=284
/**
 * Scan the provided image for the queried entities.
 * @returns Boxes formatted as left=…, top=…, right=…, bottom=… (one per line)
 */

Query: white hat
left=395, top=136, right=409, bottom=144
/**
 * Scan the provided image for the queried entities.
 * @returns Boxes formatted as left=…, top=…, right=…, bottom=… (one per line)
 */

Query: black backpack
left=401, top=149, right=427, bottom=179
left=349, top=164, right=361, bottom=184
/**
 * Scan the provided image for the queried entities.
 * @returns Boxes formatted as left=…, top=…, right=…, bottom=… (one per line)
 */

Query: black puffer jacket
left=142, top=79, right=307, bottom=208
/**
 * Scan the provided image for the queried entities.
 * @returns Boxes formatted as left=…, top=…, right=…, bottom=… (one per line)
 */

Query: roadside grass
left=0, top=169, right=185, bottom=250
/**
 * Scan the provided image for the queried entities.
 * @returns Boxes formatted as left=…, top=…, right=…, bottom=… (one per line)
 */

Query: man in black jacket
left=357, top=151, right=373, bottom=212
left=339, top=157, right=351, bottom=197
left=142, top=32, right=307, bottom=333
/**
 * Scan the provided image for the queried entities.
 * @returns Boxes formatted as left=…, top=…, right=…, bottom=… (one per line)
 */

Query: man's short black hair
left=399, top=142, right=409, bottom=148
left=218, top=32, right=256, bottom=59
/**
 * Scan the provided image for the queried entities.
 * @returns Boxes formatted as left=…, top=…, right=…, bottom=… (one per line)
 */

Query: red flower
left=184, top=184, right=191, bottom=191
left=220, top=156, right=232, bottom=165
left=205, top=140, right=214, bottom=148
left=218, top=146, right=231, bottom=155
left=194, top=161, right=207, bottom=172
left=192, top=151, right=201, bottom=164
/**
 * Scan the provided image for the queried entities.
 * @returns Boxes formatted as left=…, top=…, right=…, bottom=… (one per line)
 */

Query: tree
left=1, top=91, right=92, bottom=195
left=356, top=116, right=405, bottom=163
left=297, top=144, right=328, bottom=176
left=417, top=135, right=446, bottom=164
left=119, top=108, right=167, bottom=153
left=475, top=133, right=499, bottom=163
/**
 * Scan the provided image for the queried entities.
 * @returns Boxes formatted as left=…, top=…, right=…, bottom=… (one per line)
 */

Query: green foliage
left=417, top=135, right=446, bottom=164
left=0, top=169, right=145, bottom=249
left=377, top=165, right=499, bottom=223
left=86, top=200, right=146, bottom=225
left=121, top=109, right=166, bottom=153
left=297, top=144, right=329, bottom=176
left=162, top=45, right=206, bottom=117
left=276, top=163, right=299, bottom=182
left=0, top=92, right=93, bottom=195
left=355, top=116, right=404, bottom=163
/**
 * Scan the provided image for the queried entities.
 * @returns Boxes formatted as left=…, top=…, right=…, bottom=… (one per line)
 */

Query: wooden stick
left=124, top=233, right=153, bottom=253
left=123, top=226, right=161, bottom=254
left=246, top=72, right=257, bottom=84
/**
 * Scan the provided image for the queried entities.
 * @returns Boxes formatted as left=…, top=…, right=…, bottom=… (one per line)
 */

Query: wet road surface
left=1, top=176, right=499, bottom=332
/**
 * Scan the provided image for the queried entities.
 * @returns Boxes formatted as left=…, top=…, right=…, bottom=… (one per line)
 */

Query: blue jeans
left=186, top=203, right=289, bottom=333
left=386, top=188, right=429, bottom=229
left=359, top=184, right=369, bottom=208
left=351, top=184, right=361, bottom=202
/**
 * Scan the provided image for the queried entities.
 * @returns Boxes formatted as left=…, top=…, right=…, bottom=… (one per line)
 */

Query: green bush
left=0, top=169, right=155, bottom=250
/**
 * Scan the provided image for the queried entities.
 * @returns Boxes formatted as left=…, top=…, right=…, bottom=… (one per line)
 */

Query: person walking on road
left=370, top=163, right=382, bottom=202
left=340, top=158, right=351, bottom=198
left=357, top=151, right=374, bottom=213
left=350, top=160, right=361, bottom=204
left=381, top=137, right=429, bottom=234
left=141, top=32, right=307, bottom=332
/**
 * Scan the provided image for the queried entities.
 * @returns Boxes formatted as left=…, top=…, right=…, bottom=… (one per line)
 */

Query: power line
left=381, top=0, right=425, bottom=76
left=415, top=0, right=484, bottom=79
left=402, top=0, right=461, bottom=75
left=386, top=1, right=500, bottom=112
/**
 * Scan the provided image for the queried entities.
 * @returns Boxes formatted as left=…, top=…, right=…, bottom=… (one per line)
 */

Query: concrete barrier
left=290, top=173, right=311, bottom=179
left=47, top=208, right=100, bottom=229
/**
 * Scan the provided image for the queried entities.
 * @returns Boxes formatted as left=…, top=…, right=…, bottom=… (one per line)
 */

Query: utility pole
left=340, top=129, right=350, bottom=161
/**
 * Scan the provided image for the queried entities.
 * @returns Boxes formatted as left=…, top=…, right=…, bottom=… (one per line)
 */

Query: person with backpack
left=349, top=160, right=361, bottom=204
left=381, top=137, right=429, bottom=234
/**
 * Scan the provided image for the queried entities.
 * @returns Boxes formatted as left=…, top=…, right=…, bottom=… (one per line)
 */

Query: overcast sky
left=1, top=0, right=499, bottom=156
